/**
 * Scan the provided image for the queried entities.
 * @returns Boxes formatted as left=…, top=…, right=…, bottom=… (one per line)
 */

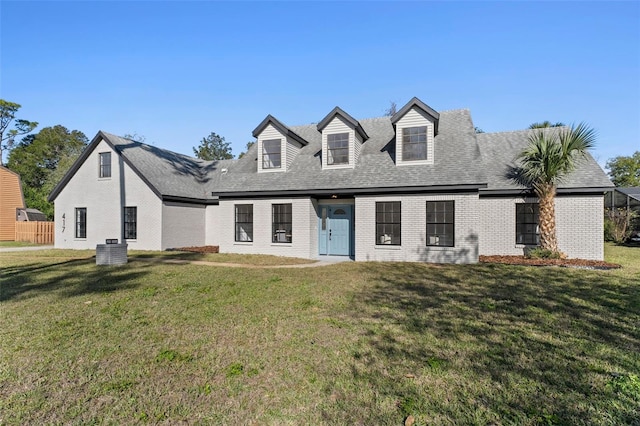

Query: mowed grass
left=0, top=245, right=638, bottom=425
left=0, top=241, right=48, bottom=248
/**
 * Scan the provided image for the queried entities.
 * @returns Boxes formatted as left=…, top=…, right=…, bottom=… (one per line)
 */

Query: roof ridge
left=291, top=108, right=471, bottom=127
left=101, top=131, right=206, bottom=163
left=477, top=127, right=568, bottom=137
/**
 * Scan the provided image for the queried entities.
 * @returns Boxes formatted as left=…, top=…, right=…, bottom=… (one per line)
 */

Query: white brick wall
left=161, top=202, right=206, bottom=249
left=355, top=193, right=480, bottom=263
left=213, top=197, right=316, bottom=259
left=479, top=195, right=604, bottom=260
left=54, top=139, right=163, bottom=250
left=205, top=204, right=220, bottom=246
left=556, top=195, right=604, bottom=260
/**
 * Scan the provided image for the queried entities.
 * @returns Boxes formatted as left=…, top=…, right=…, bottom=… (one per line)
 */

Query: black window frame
left=235, top=204, right=254, bottom=242
left=124, top=206, right=137, bottom=240
left=376, top=201, right=401, bottom=245
left=426, top=201, right=455, bottom=247
left=272, top=203, right=292, bottom=243
left=327, top=132, right=349, bottom=165
left=99, top=152, right=111, bottom=178
left=75, top=207, right=86, bottom=239
left=262, top=139, right=282, bottom=169
left=402, top=126, right=428, bottom=161
left=516, top=203, right=540, bottom=245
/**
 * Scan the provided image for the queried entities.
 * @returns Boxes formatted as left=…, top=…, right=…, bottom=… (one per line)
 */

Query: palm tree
left=518, top=123, right=596, bottom=253
left=528, top=121, right=565, bottom=129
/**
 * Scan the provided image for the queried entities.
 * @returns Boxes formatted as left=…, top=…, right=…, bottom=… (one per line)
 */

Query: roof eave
left=317, top=106, right=370, bottom=142
left=213, top=183, right=487, bottom=198
left=391, top=97, right=440, bottom=135
left=48, top=131, right=164, bottom=202
left=479, top=186, right=614, bottom=197
left=252, top=114, right=309, bottom=146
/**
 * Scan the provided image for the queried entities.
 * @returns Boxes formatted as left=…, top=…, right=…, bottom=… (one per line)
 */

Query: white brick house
left=49, top=97, right=614, bottom=262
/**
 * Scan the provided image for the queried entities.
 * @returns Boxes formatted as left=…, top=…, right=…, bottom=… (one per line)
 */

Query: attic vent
left=221, top=168, right=228, bottom=174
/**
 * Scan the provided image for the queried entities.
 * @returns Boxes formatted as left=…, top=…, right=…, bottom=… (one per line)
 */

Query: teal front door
left=318, top=205, right=352, bottom=256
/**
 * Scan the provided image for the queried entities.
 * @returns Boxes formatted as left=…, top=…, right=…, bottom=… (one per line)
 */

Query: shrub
left=526, top=247, right=563, bottom=259
left=604, top=208, right=638, bottom=243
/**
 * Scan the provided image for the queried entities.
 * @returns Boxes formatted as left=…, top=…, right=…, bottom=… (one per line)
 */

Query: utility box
left=96, top=241, right=128, bottom=265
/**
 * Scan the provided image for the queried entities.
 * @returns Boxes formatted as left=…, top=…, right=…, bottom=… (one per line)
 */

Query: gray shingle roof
left=48, top=131, right=232, bottom=202
left=210, top=109, right=487, bottom=195
left=49, top=106, right=613, bottom=203
left=476, top=129, right=614, bottom=192
left=317, top=106, right=369, bottom=141
left=102, top=132, right=231, bottom=200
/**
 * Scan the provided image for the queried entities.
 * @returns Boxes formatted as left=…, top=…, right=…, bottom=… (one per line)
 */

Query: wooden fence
left=15, top=221, right=55, bottom=244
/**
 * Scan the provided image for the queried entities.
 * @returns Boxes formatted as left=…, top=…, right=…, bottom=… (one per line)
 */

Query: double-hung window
left=516, top=203, right=539, bottom=245
left=124, top=206, right=137, bottom=240
left=376, top=201, right=401, bottom=245
left=262, top=139, right=282, bottom=169
left=327, top=133, right=349, bottom=165
left=272, top=204, right=292, bottom=243
left=402, top=126, right=427, bottom=161
left=99, top=152, right=111, bottom=178
left=235, top=204, right=253, bottom=242
left=75, top=208, right=86, bottom=238
left=426, top=201, right=454, bottom=247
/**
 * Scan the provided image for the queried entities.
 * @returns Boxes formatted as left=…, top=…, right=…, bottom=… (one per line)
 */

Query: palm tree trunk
left=536, top=183, right=559, bottom=252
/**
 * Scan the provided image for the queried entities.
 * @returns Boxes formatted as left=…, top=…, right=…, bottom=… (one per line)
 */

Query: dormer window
left=402, top=126, right=427, bottom=161
left=252, top=115, right=309, bottom=173
left=327, top=133, right=349, bottom=165
left=262, top=139, right=281, bottom=169
left=391, top=97, right=439, bottom=166
left=317, top=106, right=369, bottom=170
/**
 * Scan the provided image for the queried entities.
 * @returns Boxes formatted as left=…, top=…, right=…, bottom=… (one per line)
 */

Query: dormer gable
left=252, top=115, right=308, bottom=173
left=391, top=97, right=439, bottom=134
left=317, top=107, right=369, bottom=169
left=391, top=97, right=440, bottom=166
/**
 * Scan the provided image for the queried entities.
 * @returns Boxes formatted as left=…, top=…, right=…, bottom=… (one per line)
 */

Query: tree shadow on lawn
left=1, top=257, right=150, bottom=302
left=343, top=262, right=640, bottom=423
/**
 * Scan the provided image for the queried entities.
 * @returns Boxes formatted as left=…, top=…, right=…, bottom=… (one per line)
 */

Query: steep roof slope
left=50, top=113, right=614, bottom=203
left=101, top=132, right=231, bottom=200
left=476, top=129, right=613, bottom=193
left=49, top=132, right=231, bottom=202
left=211, top=109, right=487, bottom=195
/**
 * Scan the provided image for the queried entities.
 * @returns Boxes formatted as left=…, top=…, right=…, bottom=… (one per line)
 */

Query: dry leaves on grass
left=172, top=245, right=220, bottom=253
left=480, top=255, right=620, bottom=269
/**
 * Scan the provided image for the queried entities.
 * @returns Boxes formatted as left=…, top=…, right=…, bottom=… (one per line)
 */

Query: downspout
left=119, top=155, right=126, bottom=243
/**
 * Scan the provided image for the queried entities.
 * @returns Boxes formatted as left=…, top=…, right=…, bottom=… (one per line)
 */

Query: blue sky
left=1, top=1, right=639, bottom=168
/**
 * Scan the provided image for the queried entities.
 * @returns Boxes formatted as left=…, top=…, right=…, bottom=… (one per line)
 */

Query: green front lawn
left=1, top=245, right=638, bottom=424
left=0, top=241, right=48, bottom=248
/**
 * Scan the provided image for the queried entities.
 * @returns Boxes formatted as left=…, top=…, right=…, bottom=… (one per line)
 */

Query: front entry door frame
left=318, top=204, right=353, bottom=257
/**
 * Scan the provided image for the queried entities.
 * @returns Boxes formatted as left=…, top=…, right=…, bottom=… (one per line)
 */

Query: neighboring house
left=48, top=97, right=614, bottom=262
left=0, top=165, right=26, bottom=241
left=16, top=208, right=48, bottom=222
